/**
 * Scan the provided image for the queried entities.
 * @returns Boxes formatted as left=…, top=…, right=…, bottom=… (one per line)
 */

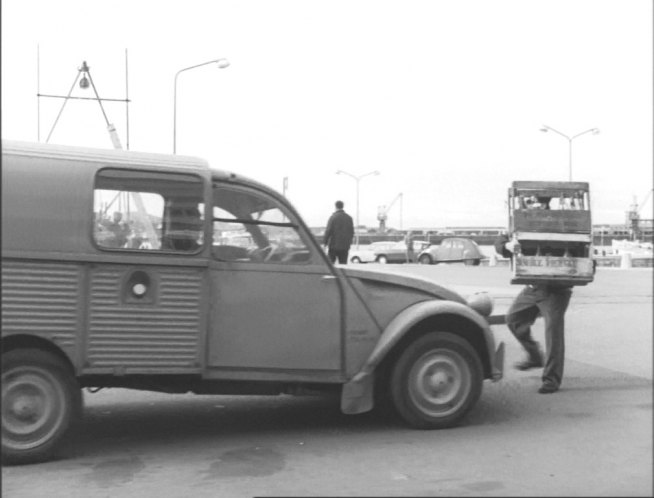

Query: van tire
left=2, top=349, right=82, bottom=465
left=390, top=332, right=482, bottom=429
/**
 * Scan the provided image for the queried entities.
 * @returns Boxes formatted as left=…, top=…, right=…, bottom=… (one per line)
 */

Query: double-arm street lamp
left=173, top=58, right=230, bottom=154
left=540, top=125, right=599, bottom=181
left=336, top=169, right=380, bottom=247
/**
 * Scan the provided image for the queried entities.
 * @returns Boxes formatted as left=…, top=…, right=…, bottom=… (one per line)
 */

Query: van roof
left=2, top=140, right=211, bottom=172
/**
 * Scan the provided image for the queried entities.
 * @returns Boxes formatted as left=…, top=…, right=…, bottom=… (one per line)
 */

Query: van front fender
left=341, top=299, right=501, bottom=414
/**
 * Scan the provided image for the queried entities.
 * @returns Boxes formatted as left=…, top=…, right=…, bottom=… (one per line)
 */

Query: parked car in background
left=371, top=240, right=430, bottom=264
left=417, top=237, right=484, bottom=266
left=348, top=245, right=378, bottom=263
left=370, top=241, right=407, bottom=264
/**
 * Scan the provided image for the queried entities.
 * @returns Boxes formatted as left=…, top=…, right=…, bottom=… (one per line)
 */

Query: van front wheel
left=390, top=332, right=482, bottom=429
left=2, top=349, right=81, bottom=465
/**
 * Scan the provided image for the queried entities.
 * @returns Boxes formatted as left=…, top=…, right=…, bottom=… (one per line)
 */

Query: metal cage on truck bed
left=508, top=181, right=594, bottom=286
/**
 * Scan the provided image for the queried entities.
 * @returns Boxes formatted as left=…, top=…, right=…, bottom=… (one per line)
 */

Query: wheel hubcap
left=11, top=393, right=43, bottom=423
left=2, top=368, right=66, bottom=450
left=408, top=350, right=470, bottom=417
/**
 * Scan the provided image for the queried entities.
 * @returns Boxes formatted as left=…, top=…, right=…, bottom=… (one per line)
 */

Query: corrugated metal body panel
left=87, top=268, right=203, bottom=369
left=1, top=261, right=81, bottom=350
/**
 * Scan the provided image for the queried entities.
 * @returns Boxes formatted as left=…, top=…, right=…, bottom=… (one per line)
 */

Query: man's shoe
left=514, top=357, right=544, bottom=371
left=538, top=383, right=558, bottom=394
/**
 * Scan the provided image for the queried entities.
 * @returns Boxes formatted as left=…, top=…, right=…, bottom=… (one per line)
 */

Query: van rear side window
left=93, top=169, right=205, bottom=252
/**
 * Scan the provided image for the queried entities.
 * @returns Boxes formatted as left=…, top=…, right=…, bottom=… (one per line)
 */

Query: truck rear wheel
left=2, top=349, right=81, bottom=465
left=390, top=332, right=482, bottom=429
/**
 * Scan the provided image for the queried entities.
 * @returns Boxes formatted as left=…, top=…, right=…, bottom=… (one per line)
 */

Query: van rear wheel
left=2, top=349, right=81, bottom=465
left=390, top=332, right=482, bottom=429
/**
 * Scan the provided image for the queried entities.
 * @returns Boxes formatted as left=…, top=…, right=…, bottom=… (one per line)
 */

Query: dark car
left=417, top=237, right=484, bottom=266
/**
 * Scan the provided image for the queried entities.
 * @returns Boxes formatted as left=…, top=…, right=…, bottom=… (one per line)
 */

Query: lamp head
left=540, top=127, right=549, bottom=133
left=79, top=61, right=90, bottom=89
left=216, top=58, right=230, bottom=69
left=591, top=128, right=600, bottom=135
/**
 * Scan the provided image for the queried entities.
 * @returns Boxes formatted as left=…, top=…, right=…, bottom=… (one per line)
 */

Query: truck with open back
left=507, top=180, right=595, bottom=286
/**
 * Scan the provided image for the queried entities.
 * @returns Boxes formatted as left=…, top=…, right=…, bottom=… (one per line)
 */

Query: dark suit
left=323, top=209, right=354, bottom=264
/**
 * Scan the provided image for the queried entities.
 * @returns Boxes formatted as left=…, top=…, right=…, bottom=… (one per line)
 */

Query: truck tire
left=2, top=349, right=82, bottom=465
left=390, top=332, right=482, bottom=429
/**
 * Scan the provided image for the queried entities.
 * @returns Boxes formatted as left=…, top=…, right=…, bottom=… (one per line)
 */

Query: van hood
left=339, top=266, right=477, bottom=329
left=340, top=266, right=467, bottom=303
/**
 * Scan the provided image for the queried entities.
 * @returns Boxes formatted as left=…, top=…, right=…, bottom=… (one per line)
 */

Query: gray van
left=1, top=140, right=504, bottom=464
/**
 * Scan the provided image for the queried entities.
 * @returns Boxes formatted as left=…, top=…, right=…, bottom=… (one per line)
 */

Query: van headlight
left=467, top=292, right=493, bottom=317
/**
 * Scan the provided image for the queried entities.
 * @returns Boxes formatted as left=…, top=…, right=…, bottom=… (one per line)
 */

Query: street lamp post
left=336, top=169, right=380, bottom=247
left=540, top=125, right=599, bottom=181
left=173, top=58, right=230, bottom=154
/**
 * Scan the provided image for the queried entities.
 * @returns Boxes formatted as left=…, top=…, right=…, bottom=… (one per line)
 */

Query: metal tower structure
left=37, top=47, right=131, bottom=149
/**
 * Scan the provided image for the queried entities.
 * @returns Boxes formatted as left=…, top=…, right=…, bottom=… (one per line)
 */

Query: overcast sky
left=2, top=0, right=652, bottom=229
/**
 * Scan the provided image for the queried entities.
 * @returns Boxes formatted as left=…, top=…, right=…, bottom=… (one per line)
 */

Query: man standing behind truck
left=323, top=200, right=354, bottom=264
left=495, top=199, right=573, bottom=395
left=495, top=231, right=572, bottom=394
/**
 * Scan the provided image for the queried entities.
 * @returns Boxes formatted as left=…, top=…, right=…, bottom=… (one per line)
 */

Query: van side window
left=211, top=185, right=313, bottom=264
left=93, top=169, right=204, bottom=252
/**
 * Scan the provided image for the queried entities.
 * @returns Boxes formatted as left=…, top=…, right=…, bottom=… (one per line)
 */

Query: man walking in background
left=323, top=200, right=354, bottom=264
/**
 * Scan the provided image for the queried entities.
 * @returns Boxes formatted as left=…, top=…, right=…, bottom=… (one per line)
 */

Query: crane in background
left=377, top=193, right=403, bottom=233
left=626, top=189, right=653, bottom=241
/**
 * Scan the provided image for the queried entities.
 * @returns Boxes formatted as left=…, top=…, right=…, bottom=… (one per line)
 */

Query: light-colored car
left=348, top=245, right=378, bottom=263
left=369, top=241, right=408, bottom=264
left=371, top=240, right=431, bottom=264
left=417, top=237, right=484, bottom=266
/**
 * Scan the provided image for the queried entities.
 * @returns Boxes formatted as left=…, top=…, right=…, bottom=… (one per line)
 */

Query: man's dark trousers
left=328, top=248, right=349, bottom=264
left=506, top=284, right=572, bottom=388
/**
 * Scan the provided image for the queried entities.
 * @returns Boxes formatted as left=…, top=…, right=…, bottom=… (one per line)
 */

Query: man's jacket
left=323, top=210, right=354, bottom=250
